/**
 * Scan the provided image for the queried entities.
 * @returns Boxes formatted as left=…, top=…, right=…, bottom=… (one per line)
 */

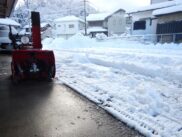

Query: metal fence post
left=161, top=34, right=163, bottom=43
left=173, top=33, right=176, bottom=43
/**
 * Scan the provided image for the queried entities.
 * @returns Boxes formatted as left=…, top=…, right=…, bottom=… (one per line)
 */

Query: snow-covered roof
left=128, top=1, right=176, bottom=13
left=0, top=18, right=20, bottom=26
left=54, top=16, right=84, bottom=23
left=23, top=23, right=50, bottom=29
left=153, top=4, right=182, bottom=16
left=41, top=22, right=49, bottom=28
left=23, top=25, right=30, bottom=29
left=87, top=13, right=111, bottom=22
left=87, top=27, right=107, bottom=33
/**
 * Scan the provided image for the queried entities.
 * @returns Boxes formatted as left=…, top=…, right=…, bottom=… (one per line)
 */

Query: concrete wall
left=107, top=11, right=126, bottom=36
left=151, top=0, right=172, bottom=4
left=157, top=12, right=182, bottom=23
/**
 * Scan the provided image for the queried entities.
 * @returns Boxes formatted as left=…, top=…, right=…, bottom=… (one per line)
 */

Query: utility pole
left=84, top=0, right=87, bottom=35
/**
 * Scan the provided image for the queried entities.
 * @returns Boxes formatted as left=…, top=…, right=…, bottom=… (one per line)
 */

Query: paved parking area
left=0, top=54, right=142, bottom=137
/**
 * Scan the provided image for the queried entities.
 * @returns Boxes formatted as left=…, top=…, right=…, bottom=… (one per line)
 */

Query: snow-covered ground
left=43, top=34, right=182, bottom=137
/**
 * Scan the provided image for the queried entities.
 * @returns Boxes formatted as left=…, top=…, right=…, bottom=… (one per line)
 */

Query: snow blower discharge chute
left=11, top=12, right=55, bottom=81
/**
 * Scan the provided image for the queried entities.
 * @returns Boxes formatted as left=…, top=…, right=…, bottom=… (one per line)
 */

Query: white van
left=0, top=18, right=20, bottom=50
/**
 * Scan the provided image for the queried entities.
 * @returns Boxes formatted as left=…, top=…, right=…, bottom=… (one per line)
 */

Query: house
left=153, top=2, right=182, bottom=43
left=54, top=16, right=85, bottom=39
left=128, top=0, right=176, bottom=35
left=87, top=9, right=126, bottom=37
left=87, top=13, right=110, bottom=37
left=106, top=9, right=126, bottom=36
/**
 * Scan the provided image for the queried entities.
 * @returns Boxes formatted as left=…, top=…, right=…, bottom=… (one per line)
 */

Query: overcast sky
left=89, top=0, right=150, bottom=12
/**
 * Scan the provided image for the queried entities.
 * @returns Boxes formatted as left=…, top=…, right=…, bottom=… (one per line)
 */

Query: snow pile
left=43, top=33, right=95, bottom=50
left=95, top=33, right=107, bottom=41
left=42, top=37, right=65, bottom=50
left=60, top=33, right=95, bottom=49
left=44, top=36, right=182, bottom=137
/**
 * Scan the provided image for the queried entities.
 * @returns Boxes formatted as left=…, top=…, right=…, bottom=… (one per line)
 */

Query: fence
left=106, top=33, right=182, bottom=44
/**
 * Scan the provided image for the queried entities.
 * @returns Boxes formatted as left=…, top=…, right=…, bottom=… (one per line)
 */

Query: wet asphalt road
left=0, top=54, right=143, bottom=137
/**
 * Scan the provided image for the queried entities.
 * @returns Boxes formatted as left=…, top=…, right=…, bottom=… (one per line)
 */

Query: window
left=26, top=28, right=30, bottom=32
left=69, top=24, right=74, bottom=28
left=134, top=21, right=146, bottom=30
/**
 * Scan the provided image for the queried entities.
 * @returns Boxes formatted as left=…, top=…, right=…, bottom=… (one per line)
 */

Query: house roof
left=0, top=0, right=18, bottom=18
left=87, top=13, right=111, bottom=22
left=87, top=9, right=125, bottom=22
left=105, top=9, right=126, bottom=20
left=153, top=4, right=182, bottom=16
left=23, top=23, right=50, bottom=29
left=23, top=25, right=30, bottom=29
left=54, top=16, right=84, bottom=23
left=0, top=18, right=20, bottom=26
left=128, top=1, right=176, bottom=14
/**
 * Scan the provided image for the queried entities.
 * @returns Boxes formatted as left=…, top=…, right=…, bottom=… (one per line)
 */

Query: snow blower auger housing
left=11, top=12, right=55, bottom=82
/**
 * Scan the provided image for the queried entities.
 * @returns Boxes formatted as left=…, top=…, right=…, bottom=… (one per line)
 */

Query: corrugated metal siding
left=157, top=21, right=182, bottom=42
left=157, top=21, right=182, bottom=34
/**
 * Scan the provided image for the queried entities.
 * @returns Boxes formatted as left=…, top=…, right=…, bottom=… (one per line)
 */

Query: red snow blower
left=11, top=12, right=55, bottom=82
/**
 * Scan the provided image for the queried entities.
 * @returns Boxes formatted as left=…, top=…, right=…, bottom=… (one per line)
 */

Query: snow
left=153, top=4, right=182, bottom=16
left=41, top=22, right=49, bottom=28
left=128, top=1, right=176, bottom=13
left=23, top=23, right=49, bottom=28
left=87, top=13, right=111, bottom=21
left=87, top=27, right=107, bottom=33
left=23, top=25, right=30, bottom=29
left=54, top=16, right=84, bottom=23
left=0, top=18, right=21, bottom=26
left=43, top=35, right=182, bottom=137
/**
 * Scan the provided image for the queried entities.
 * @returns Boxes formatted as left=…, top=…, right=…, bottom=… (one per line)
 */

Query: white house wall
left=131, top=10, right=157, bottom=35
left=132, top=18, right=158, bottom=35
left=55, top=21, right=79, bottom=36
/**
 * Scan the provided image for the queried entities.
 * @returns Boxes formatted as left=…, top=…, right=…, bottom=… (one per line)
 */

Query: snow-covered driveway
left=43, top=35, right=182, bottom=137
